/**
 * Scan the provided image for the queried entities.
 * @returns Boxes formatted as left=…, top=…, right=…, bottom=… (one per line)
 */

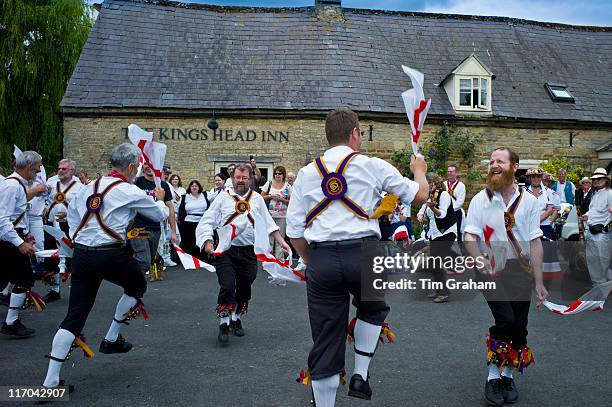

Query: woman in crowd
left=178, top=180, right=210, bottom=256
left=417, top=172, right=457, bottom=303
left=208, top=172, right=227, bottom=202
left=261, top=165, right=292, bottom=258
left=169, top=174, right=186, bottom=217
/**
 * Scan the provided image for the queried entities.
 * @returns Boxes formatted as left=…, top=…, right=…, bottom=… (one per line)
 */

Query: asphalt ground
left=0, top=265, right=610, bottom=407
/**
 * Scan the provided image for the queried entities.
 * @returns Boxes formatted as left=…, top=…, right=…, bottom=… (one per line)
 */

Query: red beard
left=486, top=167, right=515, bottom=192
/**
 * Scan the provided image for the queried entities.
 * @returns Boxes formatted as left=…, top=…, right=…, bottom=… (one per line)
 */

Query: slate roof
left=62, top=0, right=612, bottom=124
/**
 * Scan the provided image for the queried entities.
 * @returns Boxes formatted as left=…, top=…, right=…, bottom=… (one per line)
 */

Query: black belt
left=309, top=235, right=377, bottom=249
left=74, top=242, right=126, bottom=251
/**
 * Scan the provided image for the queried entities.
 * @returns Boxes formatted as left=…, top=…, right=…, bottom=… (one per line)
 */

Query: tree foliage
left=0, top=0, right=93, bottom=172
left=540, top=156, right=585, bottom=183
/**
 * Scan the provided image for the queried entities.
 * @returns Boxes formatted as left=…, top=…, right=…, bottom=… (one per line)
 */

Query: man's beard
left=234, top=183, right=249, bottom=196
left=486, top=167, right=515, bottom=192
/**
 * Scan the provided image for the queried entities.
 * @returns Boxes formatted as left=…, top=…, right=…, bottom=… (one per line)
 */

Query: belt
left=74, top=242, right=126, bottom=251
left=309, top=235, right=377, bottom=249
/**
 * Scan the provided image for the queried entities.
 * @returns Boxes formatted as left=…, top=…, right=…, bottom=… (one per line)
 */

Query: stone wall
left=63, top=114, right=611, bottom=192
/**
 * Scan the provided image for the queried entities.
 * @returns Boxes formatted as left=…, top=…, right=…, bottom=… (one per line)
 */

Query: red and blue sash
left=305, top=152, right=369, bottom=226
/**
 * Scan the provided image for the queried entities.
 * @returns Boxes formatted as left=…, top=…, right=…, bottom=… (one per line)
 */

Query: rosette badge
left=54, top=192, right=66, bottom=204
left=235, top=200, right=251, bottom=214
left=504, top=212, right=515, bottom=231
left=86, top=193, right=104, bottom=214
left=321, top=172, right=347, bottom=200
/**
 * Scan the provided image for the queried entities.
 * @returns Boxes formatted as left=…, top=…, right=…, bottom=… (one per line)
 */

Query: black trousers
left=179, top=221, right=200, bottom=257
left=430, top=232, right=456, bottom=296
left=306, top=241, right=390, bottom=380
left=454, top=209, right=463, bottom=241
left=0, top=229, right=34, bottom=290
left=215, top=245, right=257, bottom=309
left=59, top=245, right=147, bottom=336
left=479, top=260, right=532, bottom=348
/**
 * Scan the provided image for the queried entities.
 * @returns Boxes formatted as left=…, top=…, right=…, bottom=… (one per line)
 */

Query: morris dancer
left=445, top=164, right=466, bottom=241
left=44, top=159, right=83, bottom=302
left=197, top=163, right=289, bottom=344
left=0, top=151, right=44, bottom=337
left=525, top=168, right=561, bottom=283
left=286, top=108, right=428, bottom=406
left=464, top=148, right=548, bottom=407
left=41, top=143, right=169, bottom=392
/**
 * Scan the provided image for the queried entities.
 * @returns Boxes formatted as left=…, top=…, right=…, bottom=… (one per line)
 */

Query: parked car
left=555, top=203, right=589, bottom=281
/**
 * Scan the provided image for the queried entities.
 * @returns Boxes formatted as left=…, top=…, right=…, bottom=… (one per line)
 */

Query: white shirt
left=196, top=189, right=278, bottom=247
left=526, top=185, right=553, bottom=226
left=549, top=188, right=561, bottom=210
left=170, top=186, right=186, bottom=213
left=68, top=176, right=169, bottom=246
left=224, top=177, right=234, bottom=193
left=465, top=185, right=542, bottom=266
left=585, top=188, right=612, bottom=227
left=286, top=145, right=420, bottom=243
left=0, top=172, right=30, bottom=246
left=46, top=175, right=83, bottom=223
left=184, top=193, right=209, bottom=223
left=391, top=203, right=411, bottom=224
left=28, top=179, right=48, bottom=217
left=418, top=190, right=456, bottom=240
left=555, top=180, right=575, bottom=203
left=445, top=179, right=466, bottom=210
left=208, top=186, right=226, bottom=203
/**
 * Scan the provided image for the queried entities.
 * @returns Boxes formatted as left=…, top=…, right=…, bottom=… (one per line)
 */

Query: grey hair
left=15, top=151, right=42, bottom=169
left=58, top=158, right=77, bottom=171
left=110, top=143, right=140, bottom=170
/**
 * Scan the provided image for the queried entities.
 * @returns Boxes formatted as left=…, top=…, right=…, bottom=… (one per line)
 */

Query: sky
left=169, top=0, right=612, bottom=26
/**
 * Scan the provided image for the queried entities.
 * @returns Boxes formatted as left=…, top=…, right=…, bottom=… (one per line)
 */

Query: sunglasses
left=274, top=172, right=283, bottom=175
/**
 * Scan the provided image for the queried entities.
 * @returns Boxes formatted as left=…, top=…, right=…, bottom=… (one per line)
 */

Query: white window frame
left=214, top=161, right=274, bottom=183
left=455, top=74, right=492, bottom=111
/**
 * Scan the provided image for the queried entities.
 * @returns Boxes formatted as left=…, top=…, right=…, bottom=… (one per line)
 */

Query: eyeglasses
left=274, top=172, right=283, bottom=175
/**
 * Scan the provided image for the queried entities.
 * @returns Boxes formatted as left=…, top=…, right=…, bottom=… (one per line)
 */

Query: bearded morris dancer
left=446, top=164, right=466, bottom=241
left=44, top=159, right=83, bottom=302
left=41, top=143, right=169, bottom=392
left=196, top=163, right=289, bottom=344
left=525, top=168, right=561, bottom=283
left=0, top=151, right=44, bottom=337
left=286, top=108, right=428, bottom=406
left=464, top=148, right=548, bottom=407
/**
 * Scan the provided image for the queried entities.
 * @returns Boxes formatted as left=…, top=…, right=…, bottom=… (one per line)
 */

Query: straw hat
left=590, top=168, right=608, bottom=179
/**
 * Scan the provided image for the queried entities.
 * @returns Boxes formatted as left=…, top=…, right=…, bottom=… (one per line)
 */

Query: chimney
left=316, top=0, right=343, bottom=20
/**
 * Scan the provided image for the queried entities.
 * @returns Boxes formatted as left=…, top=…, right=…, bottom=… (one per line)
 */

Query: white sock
left=51, top=274, right=61, bottom=293
left=501, top=367, right=513, bottom=379
left=5, top=292, right=26, bottom=325
left=43, top=329, right=75, bottom=388
left=219, top=316, right=230, bottom=325
left=312, top=374, right=339, bottom=407
left=105, top=294, right=137, bottom=342
left=488, top=364, right=501, bottom=381
left=231, top=312, right=240, bottom=322
left=353, top=319, right=381, bottom=379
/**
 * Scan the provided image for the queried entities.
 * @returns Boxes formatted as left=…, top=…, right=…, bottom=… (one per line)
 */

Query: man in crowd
left=575, top=177, right=593, bottom=215
left=287, top=171, right=296, bottom=186
left=128, top=163, right=176, bottom=281
left=464, top=148, right=548, bottom=407
left=286, top=108, right=428, bottom=406
left=554, top=169, right=575, bottom=204
left=581, top=168, right=611, bottom=286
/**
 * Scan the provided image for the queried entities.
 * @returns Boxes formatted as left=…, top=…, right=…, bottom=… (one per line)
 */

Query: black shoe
left=99, top=334, right=132, bottom=354
left=36, top=380, right=74, bottom=404
left=1, top=319, right=35, bottom=338
left=231, top=319, right=245, bottom=337
left=348, top=374, right=372, bottom=400
left=218, top=323, right=230, bottom=344
left=485, top=378, right=504, bottom=406
left=0, top=292, right=9, bottom=307
left=42, top=291, right=61, bottom=303
left=502, top=376, right=519, bottom=403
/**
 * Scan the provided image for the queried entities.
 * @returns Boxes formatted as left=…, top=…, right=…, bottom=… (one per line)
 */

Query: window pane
left=480, top=78, right=488, bottom=107
left=473, top=78, right=479, bottom=89
left=551, top=88, right=571, bottom=98
left=460, top=79, right=471, bottom=90
left=460, top=90, right=471, bottom=106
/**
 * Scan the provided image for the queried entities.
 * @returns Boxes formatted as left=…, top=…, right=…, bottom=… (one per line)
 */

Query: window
left=545, top=83, right=574, bottom=102
left=458, top=76, right=489, bottom=109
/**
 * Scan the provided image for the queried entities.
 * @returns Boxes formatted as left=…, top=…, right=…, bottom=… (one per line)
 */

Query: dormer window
left=441, top=53, right=494, bottom=113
